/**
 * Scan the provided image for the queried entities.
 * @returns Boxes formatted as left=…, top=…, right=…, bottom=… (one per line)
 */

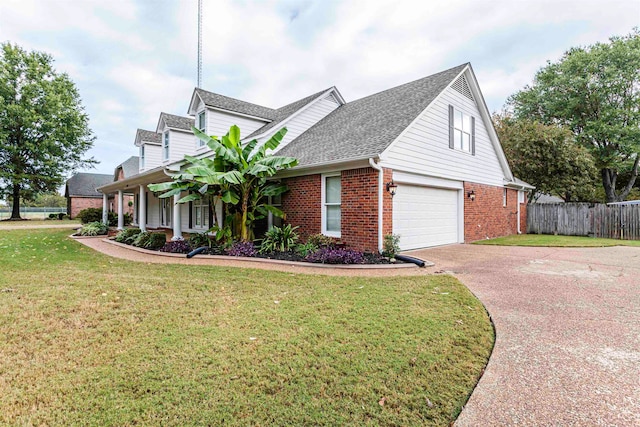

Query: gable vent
left=324, top=93, right=339, bottom=105
left=451, top=75, right=474, bottom=101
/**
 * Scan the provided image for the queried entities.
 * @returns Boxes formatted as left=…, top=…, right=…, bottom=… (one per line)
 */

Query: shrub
left=77, top=207, right=102, bottom=224
left=295, top=241, right=318, bottom=257
left=131, top=232, right=166, bottom=250
left=107, top=212, right=133, bottom=227
left=382, top=234, right=401, bottom=259
left=306, top=247, right=365, bottom=264
left=160, top=240, right=192, bottom=254
left=188, top=232, right=212, bottom=248
left=115, top=228, right=142, bottom=243
left=259, top=224, right=299, bottom=253
left=307, top=233, right=337, bottom=248
left=78, top=221, right=108, bottom=236
left=226, top=241, right=256, bottom=257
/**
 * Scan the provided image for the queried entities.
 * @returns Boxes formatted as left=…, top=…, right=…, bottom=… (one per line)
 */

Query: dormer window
left=140, top=145, right=145, bottom=169
left=163, top=131, right=170, bottom=161
left=197, top=110, right=206, bottom=147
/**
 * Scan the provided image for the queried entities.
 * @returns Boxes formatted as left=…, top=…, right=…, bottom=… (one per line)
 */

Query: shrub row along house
left=96, top=63, right=532, bottom=251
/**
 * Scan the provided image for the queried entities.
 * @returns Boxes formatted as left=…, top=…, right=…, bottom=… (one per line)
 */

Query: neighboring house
left=98, top=63, right=533, bottom=251
left=65, top=173, right=114, bottom=218
left=532, top=193, right=565, bottom=204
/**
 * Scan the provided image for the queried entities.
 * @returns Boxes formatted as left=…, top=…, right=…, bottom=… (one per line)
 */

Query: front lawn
left=0, top=229, right=493, bottom=426
left=0, top=218, right=80, bottom=227
left=474, top=234, right=640, bottom=247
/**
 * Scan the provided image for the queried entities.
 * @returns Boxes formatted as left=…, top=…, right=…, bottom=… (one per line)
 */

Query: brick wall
left=341, top=167, right=379, bottom=252
left=464, top=182, right=519, bottom=242
left=281, top=174, right=321, bottom=241
left=69, top=197, right=104, bottom=219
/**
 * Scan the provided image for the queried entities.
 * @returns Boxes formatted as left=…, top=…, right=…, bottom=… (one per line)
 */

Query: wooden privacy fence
left=527, top=203, right=640, bottom=240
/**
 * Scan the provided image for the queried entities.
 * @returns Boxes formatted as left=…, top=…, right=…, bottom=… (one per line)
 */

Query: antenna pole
left=197, top=0, right=203, bottom=88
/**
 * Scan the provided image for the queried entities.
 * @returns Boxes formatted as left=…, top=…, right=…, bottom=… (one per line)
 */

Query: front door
left=160, top=198, right=172, bottom=227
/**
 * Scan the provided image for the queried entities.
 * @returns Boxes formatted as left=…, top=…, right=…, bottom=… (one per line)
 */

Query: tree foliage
left=0, top=43, right=95, bottom=219
left=149, top=125, right=298, bottom=241
left=494, top=114, right=598, bottom=202
left=508, top=29, right=640, bottom=202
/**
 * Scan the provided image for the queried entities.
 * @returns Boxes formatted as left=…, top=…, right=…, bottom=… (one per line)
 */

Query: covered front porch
left=97, top=166, right=222, bottom=240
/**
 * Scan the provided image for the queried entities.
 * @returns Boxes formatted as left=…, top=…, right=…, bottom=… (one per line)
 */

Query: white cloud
left=1, top=0, right=637, bottom=174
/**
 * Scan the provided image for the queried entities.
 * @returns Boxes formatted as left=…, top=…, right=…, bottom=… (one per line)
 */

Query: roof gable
left=65, top=173, right=113, bottom=197
left=156, top=112, right=195, bottom=133
left=135, top=129, right=161, bottom=147
left=114, top=156, right=140, bottom=181
left=188, top=88, right=276, bottom=120
left=277, top=64, right=468, bottom=167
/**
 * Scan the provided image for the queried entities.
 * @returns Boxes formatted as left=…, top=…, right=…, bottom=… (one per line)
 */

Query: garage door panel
left=393, top=185, right=459, bottom=250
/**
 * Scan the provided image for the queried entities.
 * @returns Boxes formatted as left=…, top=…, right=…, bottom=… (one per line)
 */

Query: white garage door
left=393, top=185, right=459, bottom=250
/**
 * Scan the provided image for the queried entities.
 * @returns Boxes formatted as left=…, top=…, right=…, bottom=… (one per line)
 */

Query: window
left=196, top=110, right=206, bottom=147
left=268, top=194, right=283, bottom=230
left=322, top=174, right=341, bottom=237
left=449, top=106, right=474, bottom=154
left=160, top=197, right=171, bottom=226
left=192, top=197, right=209, bottom=229
left=503, top=188, right=507, bottom=207
left=139, top=145, right=145, bottom=169
left=163, top=131, right=170, bottom=161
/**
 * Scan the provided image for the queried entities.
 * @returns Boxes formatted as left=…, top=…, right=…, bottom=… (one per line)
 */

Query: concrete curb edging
left=97, top=237, right=433, bottom=269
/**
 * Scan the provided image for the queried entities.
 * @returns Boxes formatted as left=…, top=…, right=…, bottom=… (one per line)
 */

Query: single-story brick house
left=97, top=63, right=532, bottom=251
left=66, top=157, right=138, bottom=219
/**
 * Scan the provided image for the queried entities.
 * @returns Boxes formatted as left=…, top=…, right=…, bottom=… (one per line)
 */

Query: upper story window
left=197, top=110, right=206, bottom=148
left=163, top=131, right=170, bottom=161
left=322, top=174, right=341, bottom=237
left=139, top=145, right=145, bottom=169
left=449, top=106, right=475, bottom=154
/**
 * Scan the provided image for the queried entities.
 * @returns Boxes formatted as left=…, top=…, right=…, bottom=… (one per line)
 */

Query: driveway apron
left=407, top=244, right=640, bottom=426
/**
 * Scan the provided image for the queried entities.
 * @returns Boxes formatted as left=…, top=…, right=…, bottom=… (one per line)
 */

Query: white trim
left=207, top=106, right=272, bottom=122
left=249, top=88, right=344, bottom=141
left=392, top=170, right=464, bottom=190
left=369, top=158, right=384, bottom=252
left=321, top=172, right=341, bottom=238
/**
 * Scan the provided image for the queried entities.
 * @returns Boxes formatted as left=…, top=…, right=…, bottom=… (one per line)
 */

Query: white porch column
left=102, top=193, right=108, bottom=224
left=172, top=193, right=182, bottom=240
left=117, top=190, right=124, bottom=230
left=139, top=185, right=147, bottom=232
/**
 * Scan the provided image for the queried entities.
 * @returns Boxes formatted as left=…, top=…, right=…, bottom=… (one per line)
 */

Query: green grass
left=0, top=229, right=493, bottom=426
left=0, top=218, right=80, bottom=227
left=474, top=234, right=640, bottom=247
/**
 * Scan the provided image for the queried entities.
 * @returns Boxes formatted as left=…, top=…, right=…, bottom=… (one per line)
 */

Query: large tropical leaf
left=257, top=155, right=298, bottom=170
left=261, top=204, right=285, bottom=218
left=263, top=127, right=288, bottom=151
left=221, top=189, right=239, bottom=204
left=262, top=183, right=289, bottom=196
left=147, top=181, right=179, bottom=192
left=176, top=193, right=204, bottom=204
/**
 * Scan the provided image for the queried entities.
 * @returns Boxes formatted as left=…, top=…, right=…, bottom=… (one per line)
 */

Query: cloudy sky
left=1, top=0, right=638, bottom=176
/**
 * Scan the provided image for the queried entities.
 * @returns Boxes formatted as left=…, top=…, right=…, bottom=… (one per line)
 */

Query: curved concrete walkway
left=408, top=244, right=640, bottom=426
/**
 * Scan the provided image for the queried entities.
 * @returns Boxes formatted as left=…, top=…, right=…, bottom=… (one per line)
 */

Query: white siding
left=145, top=192, right=160, bottom=228
left=140, top=144, right=162, bottom=172
left=206, top=109, right=267, bottom=141
left=273, top=96, right=340, bottom=152
left=382, top=80, right=506, bottom=187
left=168, top=129, right=195, bottom=163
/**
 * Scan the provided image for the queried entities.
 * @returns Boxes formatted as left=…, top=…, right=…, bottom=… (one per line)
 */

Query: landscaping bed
left=112, top=226, right=405, bottom=265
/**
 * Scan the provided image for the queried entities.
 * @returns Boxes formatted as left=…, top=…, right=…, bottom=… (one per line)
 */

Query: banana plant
left=149, top=125, right=298, bottom=242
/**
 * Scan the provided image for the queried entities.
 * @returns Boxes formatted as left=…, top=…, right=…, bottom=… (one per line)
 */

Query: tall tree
left=508, top=29, right=640, bottom=202
left=494, top=114, right=598, bottom=202
left=0, top=43, right=95, bottom=219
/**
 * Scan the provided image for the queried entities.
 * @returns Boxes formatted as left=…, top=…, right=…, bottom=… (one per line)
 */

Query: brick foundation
left=464, top=182, right=520, bottom=242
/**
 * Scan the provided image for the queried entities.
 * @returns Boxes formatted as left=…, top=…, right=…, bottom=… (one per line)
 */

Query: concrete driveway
left=407, top=244, right=640, bottom=426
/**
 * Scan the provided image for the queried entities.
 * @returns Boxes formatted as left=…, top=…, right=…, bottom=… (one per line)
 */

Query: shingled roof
left=65, top=173, right=113, bottom=198
left=135, top=129, right=161, bottom=146
left=114, top=156, right=140, bottom=181
left=194, top=88, right=276, bottom=120
left=245, top=88, right=335, bottom=139
left=278, top=64, right=467, bottom=167
left=159, top=112, right=195, bottom=131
